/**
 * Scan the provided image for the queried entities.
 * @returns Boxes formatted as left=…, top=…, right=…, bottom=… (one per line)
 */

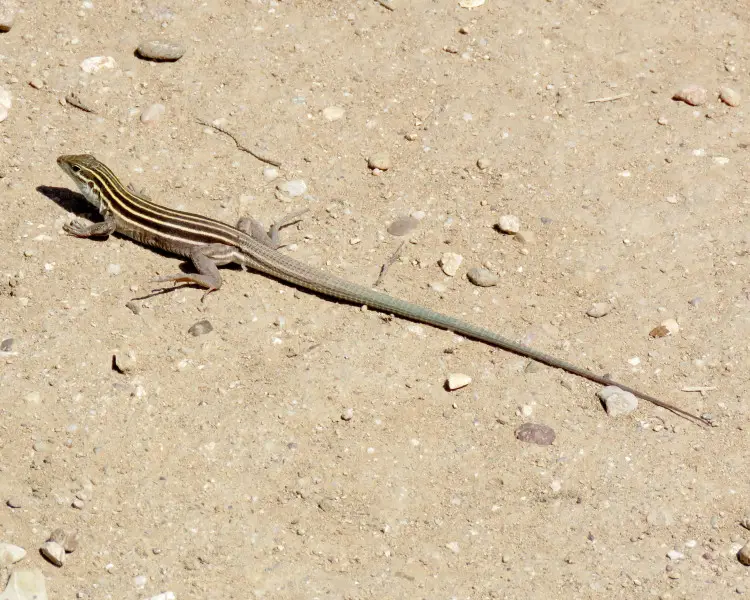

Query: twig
left=196, top=118, right=283, bottom=167
left=681, top=385, right=717, bottom=397
left=585, top=93, right=631, bottom=104
left=374, top=241, right=405, bottom=287
left=375, top=0, right=395, bottom=10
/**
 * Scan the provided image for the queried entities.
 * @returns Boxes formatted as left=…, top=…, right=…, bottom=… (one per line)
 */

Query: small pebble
left=125, top=301, right=141, bottom=315
left=514, top=230, right=536, bottom=245
left=446, top=373, right=472, bottom=390
left=740, top=516, right=750, bottom=530
left=657, top=116, right=669, bottom=125
left=586, top=303, right=611, bottom=318
left=0, top=337, right=12, bottom=351
left=50, top=528, right=79, bottom=553
left=134, top=575, right=148, bottom=588
left=439, top=252, right=463, bottom=276
left=29, top=78, right=44, bottom=90
left=136, top=40, right=186, bottom=62
left=387, top=215, right=419, bottom=237
left=107, top=263, right=121, bottom=276
left=23, top=391, right=42, bottom=404
left=720, top=87, right=741, bottom=107
left=80, top=56, right=117, bottom=74
left=446, top=541, right=460, bottom=554
left=188, top=320, right=213, bottom=337
left=40, top=541, right=65, bottom=567
left=148, top=593, right=176, bottom=600
left=341, top=408, right=354, bottom=421
left=0, top=85, right=12, bottom=123
left=277, top=179, right=307, bottom=198
left=650, top=318, right=679, bottom=338
left=0, top=542, right=27, bottom=567
left=459, top=0, right=485, bottom=6
left=113, top=349, right=137, bottom=374
left=515, top=423, right=555, bottom=446
left=0, top=0, right=16, bottom=31
left=667, top=550, right=685, bottom=561
left=466, top=267, right=498, bottom=287
left=738, top=542, right=750, bottom=566
left=322, top=106, right=345, bottom=121
left=496, top=215, right=521, bottom=234
left=263, top=166, right=279, bottom=181
left=0, top=570, right=47, bottom=599
left=476, top=157, right=491, bottom=170
left=140, top=103, right=165, bottom=125
left=6, top=497, right=22, bottom=508
left=367, top=152, right=391, bottom=171
left=597, top=386, right=638, bottom=417
left=404, top=132, right=418, bottom=141
left=672, top=85, right=707, bottom=106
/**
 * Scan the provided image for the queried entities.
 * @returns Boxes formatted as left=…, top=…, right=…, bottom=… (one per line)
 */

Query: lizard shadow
left=36, top=185, right=246, bottom=300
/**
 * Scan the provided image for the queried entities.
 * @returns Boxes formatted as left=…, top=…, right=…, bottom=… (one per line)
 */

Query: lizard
left=55, top=153, right=708, bottom=426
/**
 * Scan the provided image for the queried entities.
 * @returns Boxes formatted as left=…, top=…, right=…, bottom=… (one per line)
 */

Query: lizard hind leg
left=151, top=243, right=240, bottom=301
left=236, top=209, right=309, bottom=249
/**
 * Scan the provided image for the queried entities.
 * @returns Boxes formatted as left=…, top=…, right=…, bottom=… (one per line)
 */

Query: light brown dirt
left=1, top=0, right=750, bottom=598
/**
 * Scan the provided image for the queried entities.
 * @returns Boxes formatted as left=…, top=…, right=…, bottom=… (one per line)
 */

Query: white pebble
left=0, top=542, right=27, bottom=567
left=107, top=263, right=121, bottom=275
left=719, top=87, right=741, bottom=107
left=134, top=575, right=148, bottom=588
left=0, top=0, right=17, bottom=31
left=439, top=252, right=463, bottom=276
left=140, top=103, right=165, bottom=124
left=148, top=593, right=176, bottom=600
left=713, top=156, right=729, bottom=165
left=597, top=386, right=638, bottom=417
left=80, top=56, right=117, bottom=73
left=446, top=541, right=461, bottom=553
left=277, top=180, right=307, bottom=197
left=0, top=85, right=11, bottom=122
left=322, top=106, right=345, bottom=121
left=672, top=84, right=707, bottom=106
left=667, top=550, right=685, bottom=561
left=40, top=540, right=65, bottom=567
left=586, top=303, right=611, bottom=318
left=263, top=166, right=279, bottom=181
left=497, top=215, right=520, bottom=234
left=368, top=152, right=392, bottom=171
left=446, top=373, right=472, bottom=390
left=459, top=0, right=484, bottom=6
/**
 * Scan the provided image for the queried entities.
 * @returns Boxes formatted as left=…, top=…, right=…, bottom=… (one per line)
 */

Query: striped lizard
left=56, top=154, right=707, bottom=425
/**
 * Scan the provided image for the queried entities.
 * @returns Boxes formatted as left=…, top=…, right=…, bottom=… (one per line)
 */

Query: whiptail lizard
left=56, top=154, right=708, bottom=425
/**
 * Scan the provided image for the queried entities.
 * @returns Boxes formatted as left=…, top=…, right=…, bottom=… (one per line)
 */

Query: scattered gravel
left=136, top=40, right=186, bottom=62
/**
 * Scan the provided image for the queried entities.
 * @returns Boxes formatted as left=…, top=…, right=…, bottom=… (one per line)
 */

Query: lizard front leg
left=63, top=209, right=117, bottom=238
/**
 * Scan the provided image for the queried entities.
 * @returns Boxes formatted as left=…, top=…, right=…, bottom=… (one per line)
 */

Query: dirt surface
left=1, top=0, right=750, bottom=598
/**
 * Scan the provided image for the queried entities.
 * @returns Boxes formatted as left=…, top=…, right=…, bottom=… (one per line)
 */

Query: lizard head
left=57, top=154, right=113, bottom=209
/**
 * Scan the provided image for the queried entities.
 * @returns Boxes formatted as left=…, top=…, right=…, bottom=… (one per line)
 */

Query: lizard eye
left=71, top=165, right=81, bottom=173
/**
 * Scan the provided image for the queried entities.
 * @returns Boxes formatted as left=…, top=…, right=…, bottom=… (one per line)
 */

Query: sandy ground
left=1, top=0, right=750, bottom=598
